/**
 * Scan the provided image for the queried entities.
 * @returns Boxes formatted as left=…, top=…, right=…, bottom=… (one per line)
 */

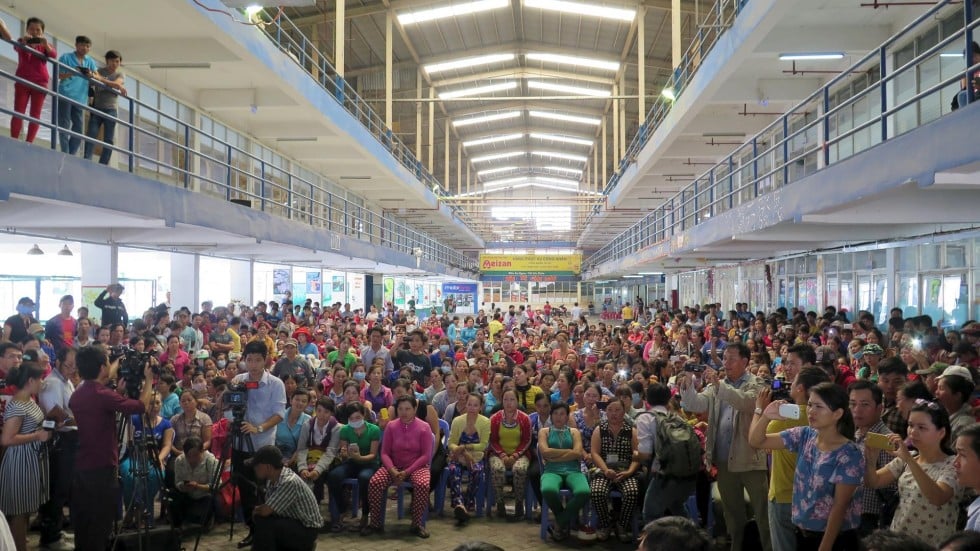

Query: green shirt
left=339, top=422, right=381, bottom=466
left=327, top=350, right=358, bottom=371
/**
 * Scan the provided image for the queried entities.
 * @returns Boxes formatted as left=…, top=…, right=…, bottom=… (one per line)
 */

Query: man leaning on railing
left=84, top=50, right=127, bottom=165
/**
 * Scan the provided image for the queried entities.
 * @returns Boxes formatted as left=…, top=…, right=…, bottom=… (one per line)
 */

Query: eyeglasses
left=914, top=398, right=942, bottom=411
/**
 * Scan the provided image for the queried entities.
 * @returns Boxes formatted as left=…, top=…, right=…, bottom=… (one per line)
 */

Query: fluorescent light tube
left=531, top=151, right=588, bottom=162
left=471, top=151, right=525, bottom=163
left=453, top=111, right=521, bottom=127
left=940, top=52, right=964, bottom=58
left=398, top=0, right=509, bottom=25
left=439, top=81, right=517, bottom=99
left=484, top=176, right=530, bottom=187
left=525, top=52, right=619, bottom=71
left=527, top=80, right=610, bottom=97
left=512, top=183, right=582, bottom=193
left=637, top=272, right=663, bottom=275
left=462, top=133, right=524, bottom=147
left=535, top=176, right=581, bottom=187
left=529, top=132, right=593, bottom=146
left=622, top=275, right=643, bottom=278
left=524, top=0, right=635, bottom=22
left=778, top=52, right=845, bottom=61
left=541, top=165, right=583, bottom=175
left=424, top=53, right=515, bottom=74
left=478, top=166, right=519, bottom=176
left=528, top=110, right=601, bottom=125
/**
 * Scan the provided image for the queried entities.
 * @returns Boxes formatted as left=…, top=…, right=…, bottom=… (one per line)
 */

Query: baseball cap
left=814, top=346, right=839, bottom=364
left=195, top=350, right=210, bottom=360
left=915, top=362, right=948, bottom=377
left=244, top=445, right=283, bottom=468
left=283, top=338, right=298, bottom=348
left=938, top=365, right=974, bottom=381
left=17, top=296, right=35, bottom=307
left=861, top=344, right=884, bottom=356
left=27, top=323, right=44, bottom=335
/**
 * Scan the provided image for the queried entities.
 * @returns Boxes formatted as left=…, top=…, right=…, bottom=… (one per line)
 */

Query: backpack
left=647, top=410, right=703, bottom=478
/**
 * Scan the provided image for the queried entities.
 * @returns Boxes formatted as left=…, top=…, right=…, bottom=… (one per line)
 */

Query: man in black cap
left=246, top=445, right=322, bottom=551
left=3, top=296, right=37, bottom=344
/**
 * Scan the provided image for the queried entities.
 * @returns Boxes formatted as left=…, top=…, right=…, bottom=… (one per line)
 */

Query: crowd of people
left=2, top=286, right=980, bottom=551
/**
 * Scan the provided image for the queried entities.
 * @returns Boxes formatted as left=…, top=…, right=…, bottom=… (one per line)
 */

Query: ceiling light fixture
left=439, top=81, right=517, bottom=99
left=525, top=52, right=619, bottom=72
left=661, top=86, right=676, bottom=101
left=528, top=110, right=601, bottom=125
left=484, top=176, right=530, bottom=187
left=27, top=244, right=44, bottom=255
left=637, top=271, right=664, bottom=275
left=471, top=151, right=525, bottom=163
left=398, top=0, right=509, bottom=25
left=478, top=166, right=520, bottom=176
left=524, top=0, right=635, bottom=22
left=622, top=275, right=643, bottom=278
left=531, top=150, right=588, bottom=162
left=778, top=52, right=845, bottom=61
left=535, top=176, right=581, bottom=187
left=540, top=165, right=583, bottom=175
left=529, top=132, right=593, bottom=146
left=424, top=53, right=515, bottom=74
left=527, top=80, right=610, bottom=97
left=453, top=110, right=521, bottom=127
left=462, top=133, right=524, bottom=147
left=57, top=244, right=73, bottom=256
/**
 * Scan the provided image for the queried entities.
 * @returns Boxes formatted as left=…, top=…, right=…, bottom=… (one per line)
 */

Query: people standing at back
left=56, top=35, right=97, bottom=155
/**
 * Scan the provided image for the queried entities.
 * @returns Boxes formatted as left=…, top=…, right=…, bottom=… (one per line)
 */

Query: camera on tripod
left=223, top=380, right=258, bottom=419
left=111, top=346, right=159, bottom=399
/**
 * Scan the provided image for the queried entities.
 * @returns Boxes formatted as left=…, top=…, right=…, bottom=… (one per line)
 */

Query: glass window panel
left=897, top=246, right=918, bottom=271
left=871, top=249, right=887, bottom=269
left=898, top=274, right=918, bottom=318
left=824, top=254, right=838, bottom=273
left=0, top=11, right=20, bottom=62
left=921, top=245, right=940, bottom=270
left=840, top=276, right=854, bottom=315
left=946, top=243, right=966, bottom=268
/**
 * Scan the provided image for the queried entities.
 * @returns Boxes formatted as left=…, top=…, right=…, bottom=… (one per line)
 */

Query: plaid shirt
left=881, top=399, right=907, bottom=438
left=264, top=466, right=323, bottom=529
left=855, top=421, right=896, bottom=517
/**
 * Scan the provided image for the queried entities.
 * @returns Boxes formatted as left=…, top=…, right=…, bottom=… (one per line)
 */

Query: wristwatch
left=754, top=407, right=763, bottom=416
left=257, top=425, right=264, bottom=433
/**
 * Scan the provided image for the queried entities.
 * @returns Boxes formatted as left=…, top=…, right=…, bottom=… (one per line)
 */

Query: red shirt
left=69, top=380, right=146, bottom=471
left=60, top=316, right=76, bottom=349
left=15, top=39, right=55, bottom=84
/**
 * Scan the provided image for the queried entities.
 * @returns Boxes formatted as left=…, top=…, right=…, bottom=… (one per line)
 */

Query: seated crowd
left=2, top=291, right=980, bottom=551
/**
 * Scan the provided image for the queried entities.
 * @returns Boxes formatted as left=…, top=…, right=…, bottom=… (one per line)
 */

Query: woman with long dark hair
left=863, top=401, right=960, bottom=542
left=749, top=382, right=864, bottom=551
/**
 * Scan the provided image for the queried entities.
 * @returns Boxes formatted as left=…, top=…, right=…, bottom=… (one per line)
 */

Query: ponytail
left=5, top=361, right=44, bottom=389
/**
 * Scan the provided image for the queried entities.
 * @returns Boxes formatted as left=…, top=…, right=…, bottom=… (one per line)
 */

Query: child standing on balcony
left=0, top=17, right=56, bottom=143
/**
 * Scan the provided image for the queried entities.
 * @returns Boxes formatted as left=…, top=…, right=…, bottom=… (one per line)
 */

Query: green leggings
left=541, top=470, right=590, bottom=529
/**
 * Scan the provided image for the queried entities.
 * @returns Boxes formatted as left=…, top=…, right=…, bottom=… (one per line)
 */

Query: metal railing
left=253, top=7, right=475, bottom=229
left=0, top=39, right=478, bottom=273
left=587, top=0, right=977, bottom=269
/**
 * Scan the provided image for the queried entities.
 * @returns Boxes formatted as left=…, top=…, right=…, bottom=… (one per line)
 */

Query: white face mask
left=192, top=382, right=207, bottom=393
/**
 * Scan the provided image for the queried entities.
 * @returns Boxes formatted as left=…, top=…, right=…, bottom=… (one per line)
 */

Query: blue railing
left=252, top=7, right=475, bottom=230
left=586, top=0, right=977, bottom=270
left=0, top=38, right=479, bottom=273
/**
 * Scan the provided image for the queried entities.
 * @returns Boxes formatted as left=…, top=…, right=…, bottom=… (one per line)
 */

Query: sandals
left=410, top=524, right=430, bottom=539
left=453, top=505, right=470, bottom=525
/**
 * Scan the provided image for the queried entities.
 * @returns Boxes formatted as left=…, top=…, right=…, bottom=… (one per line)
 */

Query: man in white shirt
left=38, top=347, right=78, bottom=550
left=638, top=383, right=697, bottom=525
left=570, top=303, right=582, bottom=320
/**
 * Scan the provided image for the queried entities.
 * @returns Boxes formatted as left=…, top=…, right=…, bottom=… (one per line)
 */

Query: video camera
left=110, top=346, right=159, bottom=399
left=223, top=380, right=259, bottom=422
left=771, top=378, right=791, bottom=402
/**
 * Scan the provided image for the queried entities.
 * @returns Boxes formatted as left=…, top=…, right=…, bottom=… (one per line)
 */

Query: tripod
left=192, top=408, right=255, bottom=551
left=112, top=413, right=171, bottom=551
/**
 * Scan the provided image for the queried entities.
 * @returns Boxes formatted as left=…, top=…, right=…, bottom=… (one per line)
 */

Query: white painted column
left=415, top=74, right=423, bottom=160
left=170, top=253, right=200, bottom=311
left=335, top=0, right=345, bottom=77
left=385, top=10, right=393, bottom=128
left=428, top=88, right=436, bottom=171
left=229, top=259, right=254, bottom=307
left=637, top=6, right=646, bottom=124
left=612, top=83, right=620, bottom=167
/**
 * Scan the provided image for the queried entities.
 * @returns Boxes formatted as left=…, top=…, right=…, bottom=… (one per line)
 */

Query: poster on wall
left=306, top=272, right=322, bottom=294
left=291, top=282, right=307, bottom=307
left=442, top=282, right=478, bottom=314
left=347, top=273, right=365, bottom=312
left=330, top=275, right=346, bottom=305
left=394, top=278, right=407, bottom=307
left=273, top=269, right=291, bottom=296
left=383, top=277, right=394, bottom=307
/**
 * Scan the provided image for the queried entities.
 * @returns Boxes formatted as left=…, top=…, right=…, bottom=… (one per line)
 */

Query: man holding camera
left=229, top=341, right=287, bottom=548
left=68, top=344, right=154, bottom=551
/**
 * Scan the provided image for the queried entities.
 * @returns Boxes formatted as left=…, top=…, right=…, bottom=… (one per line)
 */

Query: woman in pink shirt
left=0, top=17, right=56, bottom=143
left=365, top=395, right=433, bottom=538
left=158, top=335, right=190, bottom=380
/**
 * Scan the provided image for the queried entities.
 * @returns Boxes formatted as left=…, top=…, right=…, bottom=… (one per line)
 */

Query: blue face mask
left=16, top=305, right=32, bottom=316
left=632, top=393, right=642, bottom=408
left=439, top=344, right=450, bottom=353
left=441, top=365, right=452, bottom=374
left=348, top=419, right=365, bottom=429
left=353, top=372, right=366, bottom=382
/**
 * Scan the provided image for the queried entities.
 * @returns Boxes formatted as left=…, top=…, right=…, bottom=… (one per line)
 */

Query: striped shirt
left=264, top=466, right=323, bottom=529
left=856, top=421, right=895, bottom=516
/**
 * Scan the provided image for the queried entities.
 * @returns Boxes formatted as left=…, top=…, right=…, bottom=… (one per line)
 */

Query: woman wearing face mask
left=362, top=366, right=393, bottom=428
left=430, top=337, right=453, bottom=368
left=328, top=402, right=381, bottom=533
left=159, top=335, right=190, bottom=380
left=275, top=390, right=311, bottom=466
left=863, top=401, right=961, bottom=543
left=350, top=363, right=369, bottom=390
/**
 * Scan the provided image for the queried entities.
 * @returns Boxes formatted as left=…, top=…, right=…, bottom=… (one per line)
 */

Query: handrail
left=252, top=7, right=476, bottom=230
left=0, top=37, right=478, bottom=273
left=585, top=0, right=973, bottom=271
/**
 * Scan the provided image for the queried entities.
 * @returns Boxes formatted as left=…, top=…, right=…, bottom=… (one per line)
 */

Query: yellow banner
left=479, top=253, right=581, bottom=274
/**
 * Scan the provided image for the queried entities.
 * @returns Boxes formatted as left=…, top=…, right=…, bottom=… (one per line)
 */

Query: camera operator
left=228, top=340, right=287, bottom=548
left=37, top=347, right=78, bottom=550
left=68, top=344, right=153, bottom=551
left=246, top=445, right=321, bottom=551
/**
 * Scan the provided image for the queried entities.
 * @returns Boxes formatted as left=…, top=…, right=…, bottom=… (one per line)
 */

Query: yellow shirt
left=498, top=422, right=521, bottom=454
left=228, top=329, right=242, bottom=354
left=622, top=306, right=634, bottom=319
left=767, top=405, right=808, bottom=503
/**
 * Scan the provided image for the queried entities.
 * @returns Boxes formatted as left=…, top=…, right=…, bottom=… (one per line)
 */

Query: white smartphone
left=778, top=403, right=800, bottom=420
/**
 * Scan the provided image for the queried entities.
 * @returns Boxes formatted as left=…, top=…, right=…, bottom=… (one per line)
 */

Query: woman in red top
left=0, top=17, right=56, bottom=143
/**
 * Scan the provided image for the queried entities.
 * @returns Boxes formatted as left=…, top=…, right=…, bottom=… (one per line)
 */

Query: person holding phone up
left=862, top=400, right=961, bottom=543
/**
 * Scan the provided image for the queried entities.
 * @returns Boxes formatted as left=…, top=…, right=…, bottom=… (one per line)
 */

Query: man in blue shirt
left=57, top=36, right=98, bottom=154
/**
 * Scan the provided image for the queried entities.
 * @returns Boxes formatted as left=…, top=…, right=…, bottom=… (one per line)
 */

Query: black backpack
left=639, top=410, right=703, bottom=478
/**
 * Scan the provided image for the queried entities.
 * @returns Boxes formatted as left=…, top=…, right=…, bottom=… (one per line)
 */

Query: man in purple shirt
left=69, top=344, right=154, bottom=551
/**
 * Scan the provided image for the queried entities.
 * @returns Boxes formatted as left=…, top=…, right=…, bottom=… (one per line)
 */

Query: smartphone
left=669, top=355, right=680, bottom=363
left=865, top=432, right=895, bottom=451
left=683, top=362, right=704, bottom=373
left=778, top=403, right=800, bottom=420
left=42, top=419, right=56, bottom=431
left=26, top=37, right=42, bottom=45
